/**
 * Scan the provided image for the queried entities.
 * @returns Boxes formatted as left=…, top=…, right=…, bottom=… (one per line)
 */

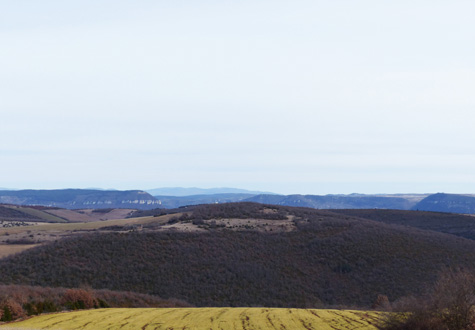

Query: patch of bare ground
left=159, top=218, right=295, bottom=233
left=202, top=218, right=296, bottom=232
left=160, top=222, right=207, bottom=232
left=0, top=243, right=40, bottom=258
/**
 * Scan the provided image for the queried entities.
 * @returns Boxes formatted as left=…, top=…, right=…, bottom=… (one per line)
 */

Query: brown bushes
left=0, top=299, right=25, bottom=321
left=0, top=285, right=190, bottom=323
left=61, top=289, right=95, bottom=310
left=378, top=269, right=475, bottom=330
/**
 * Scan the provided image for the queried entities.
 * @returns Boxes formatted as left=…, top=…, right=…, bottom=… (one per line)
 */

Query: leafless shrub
left=378, top=269, right=475, bottom=330
left=61, top=289, right=95, bottom=310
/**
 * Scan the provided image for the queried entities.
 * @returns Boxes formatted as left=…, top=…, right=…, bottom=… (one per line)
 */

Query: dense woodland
left=332, top=209, right=475, bottom=240
left=2, top=203, right=475, bottom=309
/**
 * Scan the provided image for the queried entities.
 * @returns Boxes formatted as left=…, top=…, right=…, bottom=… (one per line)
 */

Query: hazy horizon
left=0, top=185, right=465, bottom=197
left=2, top=1, right=474, bottom=195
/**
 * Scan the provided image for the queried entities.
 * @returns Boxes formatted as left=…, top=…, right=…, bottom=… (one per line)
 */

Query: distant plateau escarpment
left=0, top=189, right=160, bottom=210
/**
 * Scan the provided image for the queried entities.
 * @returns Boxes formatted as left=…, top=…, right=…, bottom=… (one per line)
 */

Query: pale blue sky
left=1, top=0, right=474, bottom=194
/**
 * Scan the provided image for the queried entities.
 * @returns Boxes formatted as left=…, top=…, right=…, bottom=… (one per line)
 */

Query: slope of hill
left=0, top=308, right=381, bottom=330
left=1, top=203, right=475, bottom=308
left=0, top=214, right=171, bottom=250
left=412, top=193, right=475, bottom=214
left=0, top=189, right=159, bottom=210
left=245, top=194, right=420, bottom=210
left=0, top=205, right=67, bottom=223
left=331, top=209, right=475, bottom=240
left=43, top=208, right=136, bottom=222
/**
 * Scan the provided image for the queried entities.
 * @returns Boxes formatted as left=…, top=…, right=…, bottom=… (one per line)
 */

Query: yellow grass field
left=0, top=307, right=381, bottom=330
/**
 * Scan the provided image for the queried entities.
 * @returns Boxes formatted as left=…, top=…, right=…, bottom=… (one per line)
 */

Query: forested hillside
left=2, top=203, right=475, bottom=308
left=332, top=209, right=475, bottom=240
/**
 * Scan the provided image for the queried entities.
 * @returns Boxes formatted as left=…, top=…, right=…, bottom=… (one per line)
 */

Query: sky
left=1, top=0, right=474, bottom=195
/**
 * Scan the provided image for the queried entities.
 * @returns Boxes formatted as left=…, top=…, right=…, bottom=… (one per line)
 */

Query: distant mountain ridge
left=0, top=189, right=159, bottom=210
left=245, top=193, right=475, bottom=214
left=244, top=193, right=424, bottom=210
left=1, top=189, right=475, bottom=214
left=411, top=193, right=475, bottom=214
left=146, top=187, right=275, bottom=197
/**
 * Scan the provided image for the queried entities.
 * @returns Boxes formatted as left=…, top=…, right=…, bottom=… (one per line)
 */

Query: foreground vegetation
left=377, top=270, right=475, bottom=330
left=0, top=307, right=381, bottom=330
left=0, top=285, right=189, bottom=322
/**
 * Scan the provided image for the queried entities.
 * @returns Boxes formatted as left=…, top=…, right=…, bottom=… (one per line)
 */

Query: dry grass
left=0, top=215, right=170, bottom=235
left=0, top=212, right=295, bottom=251
left=0, top=214, right=177, bottom=250
left=43, top=209, right=136, bottom=223
left=0, top=308, right=382, bottom=330
left=0, top=244, right=40, bottom=258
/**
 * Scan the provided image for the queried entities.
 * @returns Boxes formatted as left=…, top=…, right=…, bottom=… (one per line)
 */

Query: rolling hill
left=0, top=205, right=67, bottom=223
left=1, top=203, right=475, bottom=308
left=0, top=204, right=136, bottom=224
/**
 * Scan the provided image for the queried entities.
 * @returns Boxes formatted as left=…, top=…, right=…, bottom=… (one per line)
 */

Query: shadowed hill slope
left=0, top=205, right=67, bottom=223
left=330, top=209, right=475, bottom=240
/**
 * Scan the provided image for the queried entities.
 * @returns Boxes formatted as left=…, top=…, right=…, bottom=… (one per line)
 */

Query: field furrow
left=0, top=308, right=381, bottom=330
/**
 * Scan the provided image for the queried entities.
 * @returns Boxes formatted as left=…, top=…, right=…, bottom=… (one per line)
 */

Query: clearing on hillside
left=0, top=307, right=381, bottom=330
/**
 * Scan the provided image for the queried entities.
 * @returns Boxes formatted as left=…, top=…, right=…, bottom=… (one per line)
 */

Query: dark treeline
left=2, top=211, right=475, bottom=308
